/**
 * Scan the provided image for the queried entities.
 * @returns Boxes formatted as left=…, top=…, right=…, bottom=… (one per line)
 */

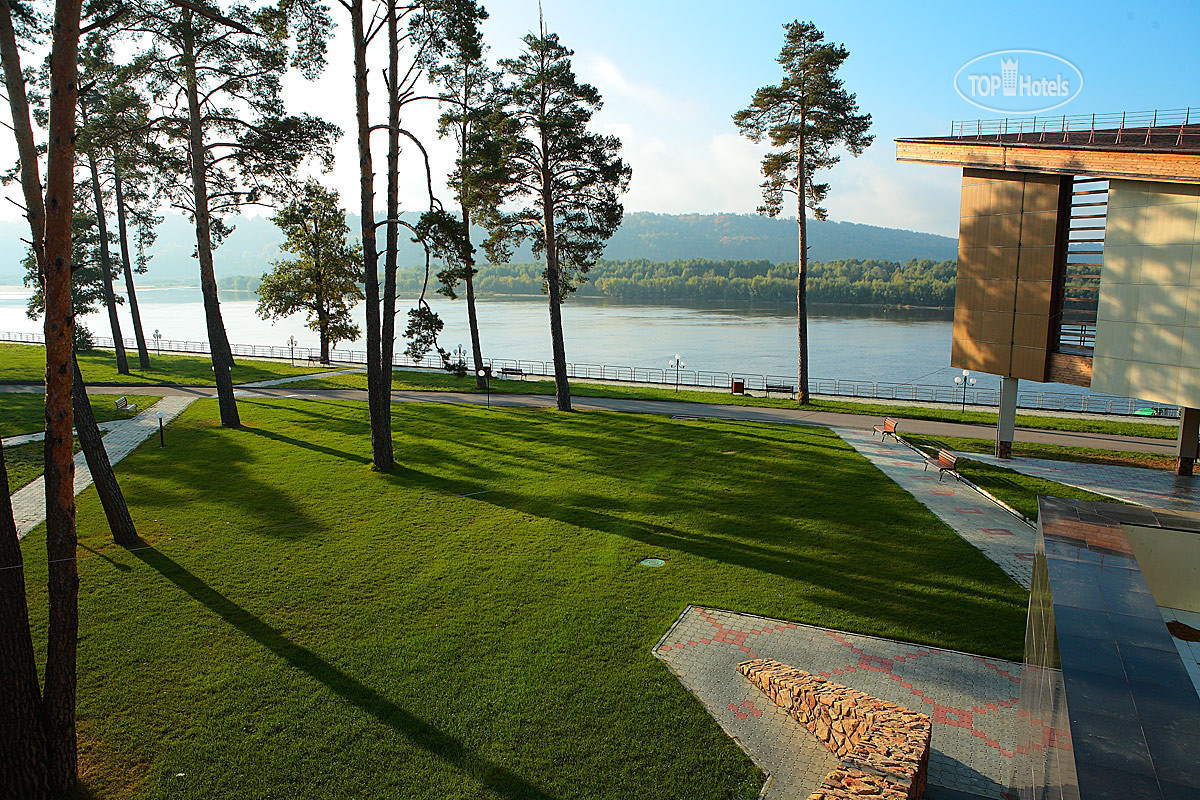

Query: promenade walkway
left=11, top=396, right=196, bottom=539
left=966, top=453, right=1198, bottom=514
left=2, top=382, right=1174, bottom=457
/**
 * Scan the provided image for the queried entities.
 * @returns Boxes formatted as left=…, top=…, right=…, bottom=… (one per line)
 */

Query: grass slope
left=1, top=393, right=161, bottom=439
left=290, top=368, right=1176, bottom=440
left=4, top=438, right=85, bottom=493
left=19, top=400, right=1025, bottom=800
left=0, top=343, right=322, bottom=386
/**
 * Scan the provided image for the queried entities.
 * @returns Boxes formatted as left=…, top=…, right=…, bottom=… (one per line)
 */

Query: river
left=0, top=284, right=1101, bottom=399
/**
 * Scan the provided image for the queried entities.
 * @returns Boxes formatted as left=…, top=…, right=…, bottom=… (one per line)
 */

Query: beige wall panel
left=1177, top=367, right=1200, bottom=407
left=1100, top=244, right=1141, bottom=283
left=1129, top=361, right=1181, bottom=404
left=1132, top=324, right=1185, bottom=366
left=1022, top=180, right=1060, bottom=212
left=1143, top=202, right=1200, bottom=246
left=1135, top=283, right=1188, bottom=326
left=1187, top=286, right=1200, bottom=327
left=1095, top=319, right=1138, bottom=361
left=1105, top=205, right=1146, bottom=246
left=1144, top=181, right=1200, bottom=204
left=1090, top=356, right=1130, bottom=397
left=1139, top=244, right=1193, bottom=285
left=1097, top=283, right=1140, bottom=323
left=1107, top=180, right=1147, bottom=208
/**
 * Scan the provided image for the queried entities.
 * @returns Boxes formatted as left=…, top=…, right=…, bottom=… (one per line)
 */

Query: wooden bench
left=115, top=396, right=138, bottom=414
left=924, top=448, right=960, bottom=481
left=499, top=366, right=525, bottom=380
left=873, top=416, right=900, bottom=441
left=307, top=353, right=326, bottom=366
left=765, top=382, right=795, bottom=398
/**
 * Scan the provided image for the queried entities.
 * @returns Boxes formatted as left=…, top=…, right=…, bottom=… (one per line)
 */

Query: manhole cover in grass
left=639, top=557, right=666, bottom=568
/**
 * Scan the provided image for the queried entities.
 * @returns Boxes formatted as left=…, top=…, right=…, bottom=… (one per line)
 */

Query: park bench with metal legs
left=765, top=382, right=795, bottom=398
left=924, top=448, right=960, bottom=481
left=873, top=416, right=900, bottom=441
left=499, top=366, right=526, bottom=380
left=114, top=396, right=138, bottom=414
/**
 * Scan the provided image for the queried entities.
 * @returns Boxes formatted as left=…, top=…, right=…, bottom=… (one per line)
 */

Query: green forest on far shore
left=222, top=257, right=960, bottom=307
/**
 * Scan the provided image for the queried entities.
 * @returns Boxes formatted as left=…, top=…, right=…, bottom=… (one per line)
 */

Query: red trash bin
left=731, top=379, right=745, bottom=395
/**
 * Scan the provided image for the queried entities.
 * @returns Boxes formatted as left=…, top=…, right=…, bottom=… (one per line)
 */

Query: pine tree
left=734, top=21, right=872, bottom=404
left=481, top=14, right=630, bottom=411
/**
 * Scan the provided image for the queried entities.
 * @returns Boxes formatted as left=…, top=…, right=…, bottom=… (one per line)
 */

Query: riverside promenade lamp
left=477, top=367, right=491, bottom=408
left=669, top=354, right=685, bottom=392
left=954, top=370, right=976, bottom=413
left=897, top=107, right=1200, bottom=473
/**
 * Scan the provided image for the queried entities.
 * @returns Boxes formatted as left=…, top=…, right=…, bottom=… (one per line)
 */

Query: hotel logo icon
left=955, top=50, right=1083, bottom=113
left=1000, top=58, right=1018, bottom=96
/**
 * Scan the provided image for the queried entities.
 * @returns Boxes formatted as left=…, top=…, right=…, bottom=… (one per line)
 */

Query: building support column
left=1177, top=407, right=1200, bottom=477
left=996, top=376, right=1018, bottom=459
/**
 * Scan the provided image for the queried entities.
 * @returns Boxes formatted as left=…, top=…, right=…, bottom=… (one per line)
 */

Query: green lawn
left=0, top=343, right=324, bottom=386
left=19, top=399, right=1026, bottom=800
left=902, top=432, right=1175, bottom=471
left=4, top=438, right=85, bottom=493
left=0, top=392, right=161, bottom=438
left=290, top=367, right=1177, bottom=440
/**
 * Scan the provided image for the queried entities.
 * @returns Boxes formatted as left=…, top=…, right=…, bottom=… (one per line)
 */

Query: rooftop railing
left=948, top=107, right=1199, bottom=147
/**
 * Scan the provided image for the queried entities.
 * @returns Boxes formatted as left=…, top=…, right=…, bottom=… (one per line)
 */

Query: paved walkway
left=966, top=453, right=1199, bottom=514
left=237, top=368, right=363, bottom=388
left=11, top=396, right=196, bottom=539
left=2, top=419, right=126, bottom=447
left=835, top=428, right=1035, bottom=588
left=656, top=606, right=1029, bottom=800
left=6, top=382, right=1176, bottom=457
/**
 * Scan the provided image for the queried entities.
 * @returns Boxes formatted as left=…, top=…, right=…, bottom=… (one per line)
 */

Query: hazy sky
left=2, top=0, right=1196, bottom=237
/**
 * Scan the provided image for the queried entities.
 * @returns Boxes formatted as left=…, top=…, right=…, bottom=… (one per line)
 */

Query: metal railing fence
left=0, top=329, right=1177, bottom=419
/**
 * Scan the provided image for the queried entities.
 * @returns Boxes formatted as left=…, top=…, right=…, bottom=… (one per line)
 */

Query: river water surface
left=0, top=285, right=1098, bottom=399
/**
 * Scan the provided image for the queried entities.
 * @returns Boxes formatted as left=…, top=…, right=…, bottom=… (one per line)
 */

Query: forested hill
left=0, top=212, right=956, bottom=285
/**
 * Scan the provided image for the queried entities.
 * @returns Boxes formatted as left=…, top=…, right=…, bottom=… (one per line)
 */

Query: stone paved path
left=656, top=606, right=1029, bottom=800
left=965, top=453, right=1199, bottom=514
left=3, top=419, right=126, bottom=447
left=835, top=428, right=1035, bottom=588
left=10, top=396, right=196, bottom=539
left=237, top=368, right=363, bottom=388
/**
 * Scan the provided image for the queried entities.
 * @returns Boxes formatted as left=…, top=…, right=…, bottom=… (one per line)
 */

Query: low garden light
left=158, top=411, right=165, bottom=448
left=477, top=367, right=491, bottom=408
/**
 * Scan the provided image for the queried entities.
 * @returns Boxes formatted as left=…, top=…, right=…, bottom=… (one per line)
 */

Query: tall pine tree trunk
left=351, top=0, right=393, bottom=470
left=182, top=12, right=239, bottom=427
left=0, top=440, right=50, bottom=800
left=463, top=203, right=486, bottom=391
left=112, top=165, right=150, bottom=369
left=86, top=151, right=128, bottom=374
left=540, top=178, right=571, bottom=411
left=795, top=137, right=810, bottom=405
left=43, top=0, right=84, bottom=790
left=380, top=0, right=399, bottom=380
left=71, top=354, right=137, bottom=546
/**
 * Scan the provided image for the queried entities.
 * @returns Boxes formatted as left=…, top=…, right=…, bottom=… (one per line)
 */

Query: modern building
left=896, top=110, right=1200, bottom=474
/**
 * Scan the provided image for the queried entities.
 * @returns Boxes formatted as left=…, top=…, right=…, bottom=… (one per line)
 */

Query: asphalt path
left=0, top=382, right=1178, bottom=456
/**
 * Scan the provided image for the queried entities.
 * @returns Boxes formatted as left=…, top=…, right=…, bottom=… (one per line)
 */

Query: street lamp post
left=287, top=335, right=298, bottom=367
left=668, top=354, right=685, bottom=392
left=477, top=367, right=492, bottom=408
left=153, top=329, right=162, bottom=354
left=954, top=369, right=977, bottom=414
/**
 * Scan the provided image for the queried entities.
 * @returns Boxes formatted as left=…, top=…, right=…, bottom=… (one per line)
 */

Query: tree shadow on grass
left=130, top=545, right=558, bottom=800
left=239, top=424, right=371, bottom=466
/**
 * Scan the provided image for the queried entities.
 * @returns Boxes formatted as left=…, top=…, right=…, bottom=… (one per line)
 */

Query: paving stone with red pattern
left=656, top=606, right=1029, bottom=800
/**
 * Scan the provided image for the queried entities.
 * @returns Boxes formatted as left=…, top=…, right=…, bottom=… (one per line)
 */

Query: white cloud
left=583, top=55, right=695, bottom=118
